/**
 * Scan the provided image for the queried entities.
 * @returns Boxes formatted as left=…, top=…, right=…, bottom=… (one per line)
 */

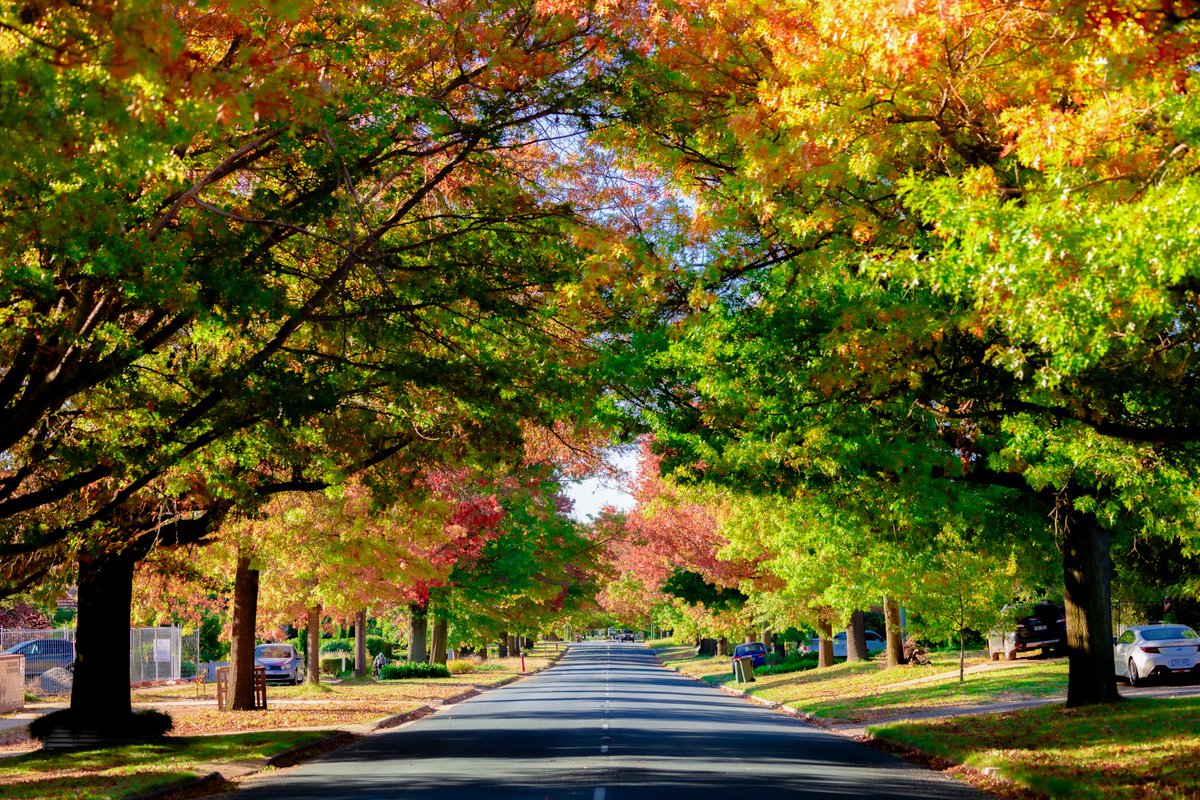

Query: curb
left=369, top=705, right=436, bottom=731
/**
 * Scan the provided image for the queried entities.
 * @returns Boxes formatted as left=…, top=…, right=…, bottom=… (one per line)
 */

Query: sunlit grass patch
left=0, top=731, right=330, bottom=800
left=871, top=696, right=1200, bottom=799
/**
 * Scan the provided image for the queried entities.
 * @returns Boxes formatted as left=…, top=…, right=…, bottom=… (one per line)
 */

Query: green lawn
left=871, top=696, right=1200, bottom=799
left=655, top=642, right=1068, bottom=722
left=0, top=731, right=333, bottom=800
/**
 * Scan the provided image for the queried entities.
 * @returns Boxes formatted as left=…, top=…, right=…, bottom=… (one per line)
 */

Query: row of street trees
left=592, top=0, right=1200, bottom=706
left=0, top=0, right=634, bottom=735
left=3, top=0, right=1199, bottom=736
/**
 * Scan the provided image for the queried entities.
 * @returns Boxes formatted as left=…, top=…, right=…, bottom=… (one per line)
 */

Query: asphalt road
left=216, top=641, right=989, bottom=800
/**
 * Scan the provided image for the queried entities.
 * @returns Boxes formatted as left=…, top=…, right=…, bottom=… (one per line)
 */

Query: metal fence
left=1, top=626, right=200, bottom=693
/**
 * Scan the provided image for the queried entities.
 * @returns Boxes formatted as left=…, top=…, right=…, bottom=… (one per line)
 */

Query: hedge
left=380, top=662, right=451, bottom=680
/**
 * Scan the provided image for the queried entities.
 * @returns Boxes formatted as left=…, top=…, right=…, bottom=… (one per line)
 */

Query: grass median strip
left=0, top=730, right=334, bottom=800
left=869, top=695, right=1200, bottom=799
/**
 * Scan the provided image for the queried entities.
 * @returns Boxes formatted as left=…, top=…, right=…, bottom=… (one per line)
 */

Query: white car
left=1114, top=624, right=1200, bottom=687
left=833, top=630, right=885, bottom=658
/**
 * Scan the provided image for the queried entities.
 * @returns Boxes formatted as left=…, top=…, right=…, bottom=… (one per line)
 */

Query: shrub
left=367, top=635, right=396, bottom=659
left=445, top=659, right=477, bottom=675
left=320, top=655, right=354, bottom=675
left=380, top=662, right=451, bottom=680
left=320, top=638, right=353, bottom=654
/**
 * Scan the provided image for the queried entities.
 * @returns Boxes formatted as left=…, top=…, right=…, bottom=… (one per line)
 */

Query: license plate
left=1033, top=625, right=1047, bottom=631
left=1170, top=658, right=1193, bottom=669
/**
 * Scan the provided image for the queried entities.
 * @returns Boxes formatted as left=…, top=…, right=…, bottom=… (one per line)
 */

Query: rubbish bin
left=732, top=656, right=756, bottom=683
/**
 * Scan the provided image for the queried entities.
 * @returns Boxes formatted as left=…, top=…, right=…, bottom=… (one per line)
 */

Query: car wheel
left=1127, top=658, right=1142, bottom=687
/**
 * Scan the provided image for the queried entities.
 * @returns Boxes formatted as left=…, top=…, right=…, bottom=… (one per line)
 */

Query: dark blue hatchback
left=732, top=642, right=768, bottom=667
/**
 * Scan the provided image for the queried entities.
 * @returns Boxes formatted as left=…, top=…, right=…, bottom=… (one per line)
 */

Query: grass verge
left=0, top=730, right=333, bottom=800
left=870, top=695, right=1200, bottom=799
left=655, top=643, right=1067, bottom=723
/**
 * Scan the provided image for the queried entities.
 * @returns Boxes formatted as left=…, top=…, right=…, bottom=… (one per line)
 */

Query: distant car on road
left=732, top=642, right=768, bottom=668
left=254, top=643, right=305, bottom=685
left=2, top=639, right=74, bottom=676
left=1114, top=624, right=1200, bottom=687
left=832, top=630, right=885, bottom=658
left=618, top=630, right=635, bottom=642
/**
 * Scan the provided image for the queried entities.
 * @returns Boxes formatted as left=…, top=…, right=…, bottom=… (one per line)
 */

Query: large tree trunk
left=846, top=609, right=869, bottom=661
left=817, top=619, right=835, bottom=668
left=227, top=553, right=260, bottom=710
left=479, top=640, right=489, bottom=662
left=430, top=616, right=448, bottom=665
left=71, top=546, right=137, bottom=730
left=1062, top=507, right=1119, bottom=706
left=759, top=627, right=773, bottom=651
left=354, top=609, right=368, bottom=679
left=507, top=633, right=520, bottom=657
left=716, top=636, right=730, bottom=656
left=498, top=631, right=509, bottom=658
left=408, top=602, right=428, bottom=663
left=883, top=596, right=905, bottom=667
left=305, top=605, right=321, bottom=685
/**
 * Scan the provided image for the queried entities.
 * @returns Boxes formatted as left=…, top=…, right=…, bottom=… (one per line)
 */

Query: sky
left=563, top=446, right=640, bottom=521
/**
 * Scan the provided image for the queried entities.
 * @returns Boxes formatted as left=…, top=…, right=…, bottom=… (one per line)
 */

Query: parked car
left=832, top=630, right=885, bottom=658
left=618, top=630, right=635, bottom=642
left=254, top=643, right=305, bottom=685
left=2, top=639, right=74, bottom=677
left=990, top=602, right=1066, bottom=660
left=1114, top=624, right=1200, bottom=687
left=732, top=642, right=768, bottom=668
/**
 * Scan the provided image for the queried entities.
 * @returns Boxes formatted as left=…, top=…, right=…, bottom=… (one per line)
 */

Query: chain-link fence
left=2, top=626, right=199, bottom=693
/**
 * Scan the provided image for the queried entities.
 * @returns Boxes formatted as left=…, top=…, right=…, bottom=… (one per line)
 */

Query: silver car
left=1114, top=624, right=1200, bottom=686
left=254, top=643, right=305, bottom=685
left=832, top=630, right=885, bottom=658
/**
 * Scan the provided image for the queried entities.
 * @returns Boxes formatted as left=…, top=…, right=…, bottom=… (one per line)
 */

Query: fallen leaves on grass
left=164, top=702, right=424, bottom=736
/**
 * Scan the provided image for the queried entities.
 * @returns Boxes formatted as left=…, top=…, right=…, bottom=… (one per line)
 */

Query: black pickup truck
left=993, top=602, right=1066, bottom=659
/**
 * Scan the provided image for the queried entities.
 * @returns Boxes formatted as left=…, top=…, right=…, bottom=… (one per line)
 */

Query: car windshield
left=736, top=644, right=764, bottom=653
left=255, top=645, right=293, bottom=658
left=1141, top=627, right=1199, bottom=642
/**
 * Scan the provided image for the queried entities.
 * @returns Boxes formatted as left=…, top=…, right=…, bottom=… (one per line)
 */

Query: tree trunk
left=498, top=632, right=509, bottom=658
left=430, top=616, right=448, bottom=665
left=846, top=609, right=869, bottom=661
left=71, top=546, right=137, bottom=730
left=228, top=553, right=260, bottom=710
left=354, top=608, right=367, bottom=679
left=817, top=619, right=835, bottom=668
left=507, top=633, right=520, bottom=657
left=408, top=602, right=428, bottom=663
left=716, top=636, right=730, bottom=656
left=883, top=595, right=905, bottom=667
left=760, top=627, right=773, bottom=651
left=479, top=640, right=489, bottom=662
left=1062, top=507, right=1119, bottom=706
left=305, top=605, right=321, bottom=685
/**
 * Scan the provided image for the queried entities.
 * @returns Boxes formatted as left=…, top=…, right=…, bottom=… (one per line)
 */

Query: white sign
left=154, top=638, right=172, bottom=663
left=0, top=655, right=23, bottom=713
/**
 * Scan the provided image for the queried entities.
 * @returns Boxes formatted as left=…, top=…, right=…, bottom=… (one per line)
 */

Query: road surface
left=215, top=641, right=988, bottom=799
